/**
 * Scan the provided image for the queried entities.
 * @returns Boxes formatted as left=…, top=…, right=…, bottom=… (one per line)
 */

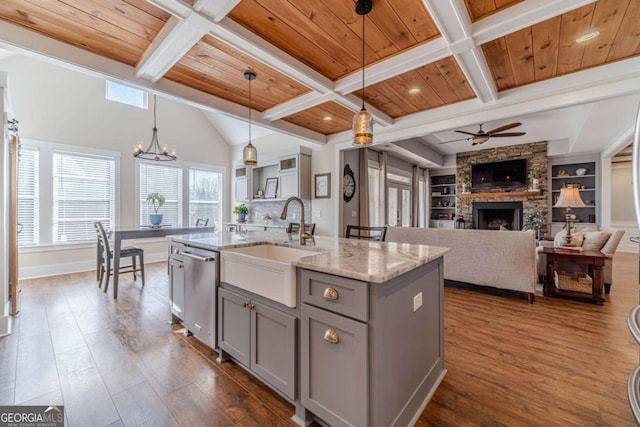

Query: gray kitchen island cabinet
left=300, top=258, right=445, bottom=427
left=218, top=286, right=297, bottom=400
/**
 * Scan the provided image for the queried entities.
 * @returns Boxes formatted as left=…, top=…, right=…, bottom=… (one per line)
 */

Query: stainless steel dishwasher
left=178, top=244, right=219, bottom=350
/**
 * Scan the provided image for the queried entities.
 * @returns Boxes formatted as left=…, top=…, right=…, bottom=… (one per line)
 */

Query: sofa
left=536, top=228, right=624, bottom=294
left=386, top=226, right=537, bottom=302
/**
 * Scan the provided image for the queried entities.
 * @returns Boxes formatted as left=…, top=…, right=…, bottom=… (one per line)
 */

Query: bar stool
left=94, top=221, right=145, bottom=293
left=345, top=225, right=387, bottom=241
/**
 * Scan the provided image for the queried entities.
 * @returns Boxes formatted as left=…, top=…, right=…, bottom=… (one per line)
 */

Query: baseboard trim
left=19, top=252, right=168, bottom=280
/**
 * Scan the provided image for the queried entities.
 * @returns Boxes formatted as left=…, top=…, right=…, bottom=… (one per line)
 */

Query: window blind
left=53, top=153, right=115, bottom=243
left=140, top=163, right=182, bottom=226
left=17, top=146, right=39, bottom=246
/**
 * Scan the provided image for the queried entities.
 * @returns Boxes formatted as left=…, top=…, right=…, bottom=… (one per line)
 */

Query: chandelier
left=134, top=95, right=176, bottom=161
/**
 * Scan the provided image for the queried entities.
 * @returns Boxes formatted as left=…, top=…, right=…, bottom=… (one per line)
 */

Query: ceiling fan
left=439, top=122, right=526, bottom=146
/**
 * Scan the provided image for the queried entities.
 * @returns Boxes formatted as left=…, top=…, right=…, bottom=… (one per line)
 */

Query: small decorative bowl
left=576, top=168, right=587, bottom=176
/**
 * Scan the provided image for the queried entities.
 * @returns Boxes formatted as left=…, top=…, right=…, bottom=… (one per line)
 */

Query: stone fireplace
left=455, top=141, right=548, bottom=230
left=473, top=202, right=523, bottom=230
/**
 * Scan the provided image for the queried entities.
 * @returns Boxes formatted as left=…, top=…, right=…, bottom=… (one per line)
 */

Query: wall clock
left=343, top=164, right=356, bottom=202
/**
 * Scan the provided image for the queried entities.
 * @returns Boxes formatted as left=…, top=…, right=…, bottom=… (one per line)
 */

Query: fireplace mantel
left=458, top=189, right=541, bottom=199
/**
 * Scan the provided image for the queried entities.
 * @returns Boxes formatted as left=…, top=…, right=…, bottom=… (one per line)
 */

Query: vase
left=532, top=178, right=539, bottom=190
left=149, top=214, right=163, bottom=225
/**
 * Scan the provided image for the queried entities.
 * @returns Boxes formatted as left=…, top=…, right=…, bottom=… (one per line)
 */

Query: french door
left=388, top=182, right=411, bottom=227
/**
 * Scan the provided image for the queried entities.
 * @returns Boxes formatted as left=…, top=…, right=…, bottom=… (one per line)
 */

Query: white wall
left=0, top=75, right=11, bottom=335
left=610, top=162, right=638, bottom=253
left=0, top=55, right=233, bottom=278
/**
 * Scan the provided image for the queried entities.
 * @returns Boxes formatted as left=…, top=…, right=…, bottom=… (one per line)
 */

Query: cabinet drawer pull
left=323, top=329, right=339, bottom=344
left=323, top=287, right=339, bottom=300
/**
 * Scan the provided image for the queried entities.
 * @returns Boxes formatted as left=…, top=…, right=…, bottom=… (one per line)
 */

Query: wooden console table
left=542, top=247, right=606, bottom=304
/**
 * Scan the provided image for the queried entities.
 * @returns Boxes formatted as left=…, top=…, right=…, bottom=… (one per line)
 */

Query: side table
left=542, top=247, right=606, bottom=304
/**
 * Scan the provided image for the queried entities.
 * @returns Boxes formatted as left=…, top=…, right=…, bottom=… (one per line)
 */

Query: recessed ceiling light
left=576, top=31, right=600, bottom=43
left=323, top=116, right=332, bottom=121
left=408, top=87, right=421, bottom=94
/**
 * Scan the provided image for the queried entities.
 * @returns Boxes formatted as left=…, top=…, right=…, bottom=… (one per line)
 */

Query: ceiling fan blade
left=438, top=137, right=470, bottom=144
left=454, top=130, right=477, bottom=136
left=490, top=132, right=526, bottom=137
left=486, top=122, right=522, bottom=134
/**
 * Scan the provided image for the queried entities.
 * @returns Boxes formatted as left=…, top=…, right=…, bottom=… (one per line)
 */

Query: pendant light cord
left=361, top=12, right=365, bottom=110
left=248, top=77, right=252, bottom=144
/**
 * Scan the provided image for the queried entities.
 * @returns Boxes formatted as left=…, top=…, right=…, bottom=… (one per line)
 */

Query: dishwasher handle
left=178, top=250, right=216, bottom=262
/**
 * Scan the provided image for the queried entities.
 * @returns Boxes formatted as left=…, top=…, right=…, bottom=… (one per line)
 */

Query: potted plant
left=459, top=176, right=471, bottom=193
left=528, top=171, right=541, bottom=190
left=146, top=193, right=165, bottom=225
left=233, top=203, right=249, bottom=222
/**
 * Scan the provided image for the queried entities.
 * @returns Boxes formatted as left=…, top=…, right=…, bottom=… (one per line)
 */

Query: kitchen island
left=169, top=231, right=449, bottom=427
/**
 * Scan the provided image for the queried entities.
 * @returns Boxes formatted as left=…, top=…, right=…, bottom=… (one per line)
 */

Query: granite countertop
left=223, top=221, right=288, bottom=229
left=170, top=231, right=450, bottom=284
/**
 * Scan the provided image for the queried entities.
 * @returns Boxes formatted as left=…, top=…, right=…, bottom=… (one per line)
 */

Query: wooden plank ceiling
left=0, top=0, right=638, bottom=140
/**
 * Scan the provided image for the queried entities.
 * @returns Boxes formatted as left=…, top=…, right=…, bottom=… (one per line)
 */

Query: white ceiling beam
left=262, top=92, right=330, bottom=121
left=602, top=127, right=636, bottom=159
left=193, top=0, right=241, bottom=22
left=421, top=0, right=471, bottom=43
left=327, top=59, right=640, bottom=146
left=334, top=37, right=450, bottom=93
left=392, top=140, right=444, bottom=166
left=0, top=20, right=326, bottom=145
left=136, top=13, right=214, bottom=82
left=473, top=0, right=598, bottom=44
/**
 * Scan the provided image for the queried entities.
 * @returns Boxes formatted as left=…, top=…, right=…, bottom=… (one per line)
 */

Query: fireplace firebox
left=473, top=202, right=523, bottom=230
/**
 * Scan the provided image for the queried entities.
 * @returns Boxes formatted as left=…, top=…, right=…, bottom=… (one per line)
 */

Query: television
left=471, top=159, right=527, bottom=189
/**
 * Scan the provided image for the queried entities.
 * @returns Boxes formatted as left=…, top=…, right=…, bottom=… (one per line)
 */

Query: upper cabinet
left=234, top=147, right=312, bottom=202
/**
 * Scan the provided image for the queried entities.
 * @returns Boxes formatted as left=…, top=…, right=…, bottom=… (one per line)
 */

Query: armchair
left=536, top=228, right=624, bottom=294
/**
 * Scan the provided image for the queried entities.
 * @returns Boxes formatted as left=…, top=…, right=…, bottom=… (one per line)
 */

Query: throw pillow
left=582, top=231, right=611, bottom=251
left=554, top=230, right=584, bottom=247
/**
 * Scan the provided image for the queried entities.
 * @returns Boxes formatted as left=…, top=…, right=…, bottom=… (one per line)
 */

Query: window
left=106, top=81, right=147, bottom=108
left=138, top=161, right=224, bottom=229
left=139, top=163, right=182, bottom=226
left=17, top=146, right=39, bottom=246
left=53, top=153, right=115, bottom=243
left=189, top=168, right=222, bottom=227
left=18, top=139, right=120, bottom=247
left=368, top=161, right=384, bottom=226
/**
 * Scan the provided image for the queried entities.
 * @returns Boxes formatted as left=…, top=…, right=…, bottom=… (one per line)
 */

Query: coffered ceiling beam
left=602, top=128, right=635, bottom=159
left=473, top=0, right=598, bottom=45
left=392, top=140, right=444, bottom=167
left=136, top=13, right=214, bottom=82
left=327, top=58, right=640, bottom=146
left=421, top=0, right=497, bottom=102
left=192, top=0, right=241, bottom=22
left=0, top=20, right=326, bottom=145
left=334, top=38, right=450, bottom=94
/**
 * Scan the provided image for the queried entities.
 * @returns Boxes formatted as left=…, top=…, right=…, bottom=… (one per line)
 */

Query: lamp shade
left=352, top=108, right=373, bottom=146
left=243, top=142, right=257, bottom=166
left=554, top=186, right=585, bottom=208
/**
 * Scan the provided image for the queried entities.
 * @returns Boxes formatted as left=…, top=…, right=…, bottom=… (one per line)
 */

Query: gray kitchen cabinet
left=300, top=261, right=445, bottom=427
left=168, top=254, right=184, bottom=322
left=301, top=304, right=368, bottom=427
left=218, top=287, right=297, bottom=399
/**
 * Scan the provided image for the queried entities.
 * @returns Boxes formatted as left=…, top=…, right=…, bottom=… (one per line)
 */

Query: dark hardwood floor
left=1, top=253, right=638, bottom=426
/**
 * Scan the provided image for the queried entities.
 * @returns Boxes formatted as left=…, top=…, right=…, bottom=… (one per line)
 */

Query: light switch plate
left=413, top=292, right=423, bottom=312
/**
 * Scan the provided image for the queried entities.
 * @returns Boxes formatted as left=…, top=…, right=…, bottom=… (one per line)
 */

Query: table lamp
left=554, top=184, right=585, bottom=246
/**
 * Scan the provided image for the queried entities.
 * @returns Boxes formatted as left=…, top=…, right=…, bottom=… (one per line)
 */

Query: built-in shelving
left=550, top=161, right=598, bottom=226
left=430, top=174, right=455, bottom=228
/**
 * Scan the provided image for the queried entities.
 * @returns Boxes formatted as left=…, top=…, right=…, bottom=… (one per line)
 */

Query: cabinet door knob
left=241, top=302, right=249, bottom=308
left=323, top=329, right=339, bottom=344
left=247, top=303, right=255, bottom=310
left=174, top=248, right=180, bottom=254
left=323, top=287, right=339, bottom=300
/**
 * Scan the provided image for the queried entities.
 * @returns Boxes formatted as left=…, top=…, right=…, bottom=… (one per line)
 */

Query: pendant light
left=353, top=0, right=373, bottom=147
left=243, top=72, right=258, bottom=166
left=133, top=95, right=176, bottom=161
